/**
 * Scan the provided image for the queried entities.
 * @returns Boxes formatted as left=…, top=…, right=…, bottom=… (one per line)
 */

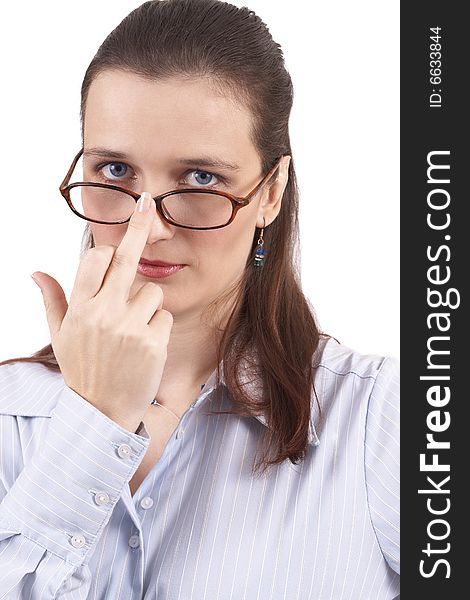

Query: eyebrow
left=83, top=147, right=241, bottom=172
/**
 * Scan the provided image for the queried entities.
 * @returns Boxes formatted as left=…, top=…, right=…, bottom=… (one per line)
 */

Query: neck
left=150, top=284, right=241, bottom=417
left=152, top=311, right=221, bottom=415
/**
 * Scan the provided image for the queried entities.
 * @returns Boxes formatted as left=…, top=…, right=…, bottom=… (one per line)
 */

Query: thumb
left=31, top=272, right=68, bottom=337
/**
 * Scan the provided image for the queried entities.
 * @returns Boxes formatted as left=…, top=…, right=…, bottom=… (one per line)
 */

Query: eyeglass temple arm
left=60, top=148, right=84, bottom=191
left=243, top=157, right=284, bottom=202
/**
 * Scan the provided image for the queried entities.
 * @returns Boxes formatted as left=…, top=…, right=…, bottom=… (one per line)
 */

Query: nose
left=143, top=193, right=176, bottom=244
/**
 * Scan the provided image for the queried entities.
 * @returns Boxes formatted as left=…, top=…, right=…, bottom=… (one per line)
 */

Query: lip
left=139, top=257, right=185, bottom=267
left=137, top=259, right=186, bottom=279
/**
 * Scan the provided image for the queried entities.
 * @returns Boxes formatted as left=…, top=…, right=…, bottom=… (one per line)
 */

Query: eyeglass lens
left=69, top=185, right=233, bottom=227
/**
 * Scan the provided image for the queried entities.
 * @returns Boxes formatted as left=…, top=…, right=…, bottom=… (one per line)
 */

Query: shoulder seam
left=317, top=355, right=387, bottom=380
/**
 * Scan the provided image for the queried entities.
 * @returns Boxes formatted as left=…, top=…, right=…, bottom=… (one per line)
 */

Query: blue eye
left=102, top=162, right=128, bottom=180
left=187, top=170, right=219, bottom=187
left=93, top=160, right=226, bottom=189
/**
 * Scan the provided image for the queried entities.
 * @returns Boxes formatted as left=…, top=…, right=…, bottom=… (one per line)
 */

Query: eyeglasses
left=59, top=149, right=284, bottom=230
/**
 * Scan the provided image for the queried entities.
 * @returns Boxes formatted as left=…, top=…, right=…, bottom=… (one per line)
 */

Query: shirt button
left=70, top=533, right=86, bottom=548
left=117, top=443, right=132, bottom=458
left=140, top=496, right=154, bottom=510
left=94, top=491, right=110, bottom=506
left=128, top=534, right=140, bottom=549
left=176, top=429, right=184, bottom=439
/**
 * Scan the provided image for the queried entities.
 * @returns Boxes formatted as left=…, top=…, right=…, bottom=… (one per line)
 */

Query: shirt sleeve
left=364, top=356, right=400, bottom=575
left=0, top=384, right=150, bottom=598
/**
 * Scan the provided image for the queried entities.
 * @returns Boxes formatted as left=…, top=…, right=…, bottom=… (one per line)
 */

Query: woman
left=0, top=0, right=399, bottom=598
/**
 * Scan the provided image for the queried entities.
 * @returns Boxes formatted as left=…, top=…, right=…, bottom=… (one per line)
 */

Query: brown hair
left=1, top=0, right=327, bottom=476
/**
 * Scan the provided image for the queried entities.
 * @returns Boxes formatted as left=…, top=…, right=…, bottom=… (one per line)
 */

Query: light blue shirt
left=0, top=337, right=399, bottom=599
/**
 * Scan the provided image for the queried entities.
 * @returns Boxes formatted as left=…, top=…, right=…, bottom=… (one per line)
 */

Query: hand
left=32, top=192, right=173, bottom=432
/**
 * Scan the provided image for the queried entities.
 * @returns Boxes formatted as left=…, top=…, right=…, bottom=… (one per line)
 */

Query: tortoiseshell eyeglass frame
left=59, top=148, right=285, bottom=231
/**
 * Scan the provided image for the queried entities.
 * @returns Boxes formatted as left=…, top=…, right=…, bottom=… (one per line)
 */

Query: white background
left=0, top=0, right=399, bottom=361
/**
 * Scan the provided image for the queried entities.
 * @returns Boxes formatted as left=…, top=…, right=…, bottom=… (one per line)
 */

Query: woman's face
left=83, top=70, right=289, bottom=321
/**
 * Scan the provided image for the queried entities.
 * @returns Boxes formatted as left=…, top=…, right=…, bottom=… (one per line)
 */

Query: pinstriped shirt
left=0, top=337, right=400, bottom=599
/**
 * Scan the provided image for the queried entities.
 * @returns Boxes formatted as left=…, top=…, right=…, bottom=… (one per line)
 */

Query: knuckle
left=127, top=219, right=146, bottom=233
left=67, top=305, right=95, bottom=333
left=123, top=330, right=144, bottom=345
left=159, top=309, right=174, bottom=326
left=81, top=245, right=115, bottom=268
left=145, top=281, right=164, bottom=298
left=92, top=308, right=116, bottom=332
left=147, top=338, right=168, bottom=357
left=111, top=251, right=132, bottom=269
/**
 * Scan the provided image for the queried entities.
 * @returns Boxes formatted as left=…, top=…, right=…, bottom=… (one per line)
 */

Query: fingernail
left=31, top=273, right=40, bottom=287
left=137, top=192, right=152, bottom=213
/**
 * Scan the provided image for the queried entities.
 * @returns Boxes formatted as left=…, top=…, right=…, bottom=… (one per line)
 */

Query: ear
left=256, top=155, right=291, bottom=228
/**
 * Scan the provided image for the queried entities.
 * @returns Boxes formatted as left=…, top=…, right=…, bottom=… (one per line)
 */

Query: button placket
left=117, top=443, right=132, bottom=458
left=140, top=496, right=154, bottom=510
left=70, top=533, right=86, bottom=548
left=93, top=491, right=110, bottom=506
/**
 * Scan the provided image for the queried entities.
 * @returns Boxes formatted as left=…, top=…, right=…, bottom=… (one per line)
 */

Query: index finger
left=101, top=192, right=155, bottom=298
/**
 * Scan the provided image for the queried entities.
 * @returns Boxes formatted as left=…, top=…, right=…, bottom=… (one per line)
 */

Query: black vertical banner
left=401, top=2, right=466, bottom=597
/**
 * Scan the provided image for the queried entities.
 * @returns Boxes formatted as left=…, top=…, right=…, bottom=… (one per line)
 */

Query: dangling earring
left=254, top=217, right=266, bottom=268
